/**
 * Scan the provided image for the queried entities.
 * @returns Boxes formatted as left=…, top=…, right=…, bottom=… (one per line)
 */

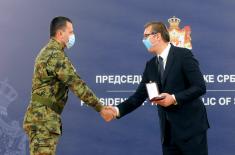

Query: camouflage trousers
left=27, top=129, right=60, bottom=155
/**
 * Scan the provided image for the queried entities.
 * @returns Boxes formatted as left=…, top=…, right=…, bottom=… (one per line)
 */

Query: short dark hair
left=144, top=21, right=170, bottom=42
left=50, top=16, right=72, bottom=37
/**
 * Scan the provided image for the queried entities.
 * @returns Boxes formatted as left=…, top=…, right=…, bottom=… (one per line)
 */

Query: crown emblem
left=167, top=16, right=192, bottom=49
left=168, top=16, right=181, bottom=29
left=0, top=79, right=18, bottom=115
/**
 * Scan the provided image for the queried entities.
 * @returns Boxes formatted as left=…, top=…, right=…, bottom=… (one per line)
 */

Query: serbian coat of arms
left=167, top=16, right=192, bottom=50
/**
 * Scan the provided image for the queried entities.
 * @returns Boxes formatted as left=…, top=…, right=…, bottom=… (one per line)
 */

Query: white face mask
left=66, top=34, right=75, bottom=49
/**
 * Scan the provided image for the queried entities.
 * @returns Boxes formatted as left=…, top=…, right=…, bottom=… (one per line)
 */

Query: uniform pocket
left=44, top=106, right=62, bottom=135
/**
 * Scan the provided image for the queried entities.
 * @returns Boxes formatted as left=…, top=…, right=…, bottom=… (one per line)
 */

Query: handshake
left=100, top=106, right=118, bottom=122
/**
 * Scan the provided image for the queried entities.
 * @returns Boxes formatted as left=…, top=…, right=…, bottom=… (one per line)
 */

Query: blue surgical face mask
left=142, top=38, right=152, bottom=50
left=66, top=34, right=75, bottom=49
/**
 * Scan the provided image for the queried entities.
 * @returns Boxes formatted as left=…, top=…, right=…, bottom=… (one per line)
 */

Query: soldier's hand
left=100, top=106, right=117, bottom=122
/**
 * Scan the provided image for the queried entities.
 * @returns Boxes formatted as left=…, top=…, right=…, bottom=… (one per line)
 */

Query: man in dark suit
left=103, top=21, right=209, bottom=155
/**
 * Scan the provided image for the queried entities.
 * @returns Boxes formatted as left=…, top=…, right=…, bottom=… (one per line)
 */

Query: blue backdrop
left=0, top=0, right=235, bottom=154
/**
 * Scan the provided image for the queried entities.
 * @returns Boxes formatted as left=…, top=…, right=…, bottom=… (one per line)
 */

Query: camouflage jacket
left=23, top=38, right=103, bottom=135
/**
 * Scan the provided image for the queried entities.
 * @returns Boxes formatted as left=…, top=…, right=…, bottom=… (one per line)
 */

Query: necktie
left=158, top=56, right=164, bottom=85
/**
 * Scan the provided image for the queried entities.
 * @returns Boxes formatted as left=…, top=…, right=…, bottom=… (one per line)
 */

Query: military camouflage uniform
left=23, top=38, right=103, bottom=155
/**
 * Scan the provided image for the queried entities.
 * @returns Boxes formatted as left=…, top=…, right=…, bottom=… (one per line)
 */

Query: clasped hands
left=100, top=93, right=176, bottom=122
left=100, top=106, right=117, bottom=122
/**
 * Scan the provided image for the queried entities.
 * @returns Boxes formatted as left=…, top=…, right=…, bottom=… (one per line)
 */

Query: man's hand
left=100, top=106, right=117, bottom=122
left=152, top=93, right=176, bottom=107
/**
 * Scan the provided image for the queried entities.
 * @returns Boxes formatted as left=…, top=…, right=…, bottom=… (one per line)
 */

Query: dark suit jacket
left=117, top=45, right=209, bottom=142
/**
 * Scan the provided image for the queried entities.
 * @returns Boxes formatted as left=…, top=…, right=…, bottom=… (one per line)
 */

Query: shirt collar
left=158, top=43, right=171, bottom=61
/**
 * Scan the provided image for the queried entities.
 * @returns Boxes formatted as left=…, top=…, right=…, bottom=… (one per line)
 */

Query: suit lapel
left=162, top=45, right=175, bottom=87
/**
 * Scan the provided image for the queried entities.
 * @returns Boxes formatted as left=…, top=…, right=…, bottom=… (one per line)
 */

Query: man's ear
left=58, top=30, right=63, bottom=37
left=55, top=30, right=63, bottom=39
left=156, top=33, right=161, bottom=40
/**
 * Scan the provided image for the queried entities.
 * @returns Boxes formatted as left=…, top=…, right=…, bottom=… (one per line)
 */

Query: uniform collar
left=48, top=38, right=64, bottom=51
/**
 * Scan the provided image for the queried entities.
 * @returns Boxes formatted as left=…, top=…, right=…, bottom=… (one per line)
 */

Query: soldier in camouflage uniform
left=23, top=16, right=113, bottom=155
